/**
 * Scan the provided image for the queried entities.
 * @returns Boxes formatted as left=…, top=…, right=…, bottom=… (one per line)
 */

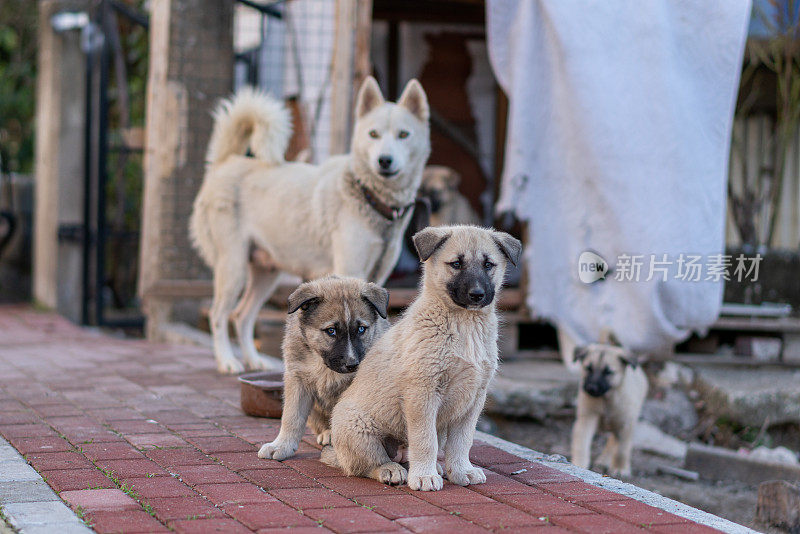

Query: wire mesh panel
left=234, top=0, right=336, bottom=162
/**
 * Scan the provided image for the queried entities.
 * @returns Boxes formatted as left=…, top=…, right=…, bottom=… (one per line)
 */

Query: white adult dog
left=190, top=77, right=430, bottom=374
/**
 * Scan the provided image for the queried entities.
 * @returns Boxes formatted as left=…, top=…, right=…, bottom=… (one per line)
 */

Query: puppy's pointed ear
left=573, top=346, right=589, bottom=363
left=620, top=353, right=641, bottom=369
left=398, top=79, right=429, bottom=122
left=446, top=168, right=461, bottom=188
left=600, top=329, right=622, bottom=347
left=413, top=227, right=451, bottom=262
left=362, top=283, right=389, bottom=319
left=287, top=283, right=321, bottom=314
left=355, top=76, right=385, bottom=119
left=493, top=231, right=523, bottom=267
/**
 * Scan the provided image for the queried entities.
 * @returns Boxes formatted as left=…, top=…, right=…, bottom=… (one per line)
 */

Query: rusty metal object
left=239, top=371, right=284, bottom=418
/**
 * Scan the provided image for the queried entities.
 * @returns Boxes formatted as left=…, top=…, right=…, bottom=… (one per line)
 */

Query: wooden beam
left=757, top=481, right=800, bottom=532
left=33, top=0, right=89, bottom=322
left=329, top=0, right=356, bottom=155
left=353, top=0, right=373, bottom=96
left=138, top=0, right=233, bottom=339
left=138, top=0, right=172, bottom=300
left=329, top=0, right=373, bottom=155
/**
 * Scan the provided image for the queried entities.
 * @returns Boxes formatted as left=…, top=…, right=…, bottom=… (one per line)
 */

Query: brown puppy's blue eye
left=449, top=261, right=462, bottom=270
left=357, top=325, right=367, bottom=335
left=369, top=130, right=380, bottom=139
left=325, top=327, right=337, bottom=337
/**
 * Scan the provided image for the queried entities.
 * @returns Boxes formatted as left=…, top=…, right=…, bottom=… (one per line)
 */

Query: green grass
left=74, top=506, right=94, bottom=529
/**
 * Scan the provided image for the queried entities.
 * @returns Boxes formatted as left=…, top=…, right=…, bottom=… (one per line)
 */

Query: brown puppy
left=420, top=166, right=480, bottom=227
left=323, top=225, right=521, bottom=491
left=570, top=337, right=648, bottom=477
left=258, top=276, right=389, bottom=460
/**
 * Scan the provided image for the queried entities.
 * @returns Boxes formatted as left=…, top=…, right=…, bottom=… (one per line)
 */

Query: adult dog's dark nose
left=344, top=363, right=359, bottom=373
left=468, top=288, right=485, bottom=303
left=378, top=155, right=393, bottom=170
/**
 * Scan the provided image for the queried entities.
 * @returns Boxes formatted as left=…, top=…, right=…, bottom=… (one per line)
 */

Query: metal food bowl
left=238, top=371, right=284, bottom=418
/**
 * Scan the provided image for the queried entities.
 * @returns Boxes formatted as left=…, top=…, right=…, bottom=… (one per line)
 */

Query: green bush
left=0, top=0, right=37, bottom=174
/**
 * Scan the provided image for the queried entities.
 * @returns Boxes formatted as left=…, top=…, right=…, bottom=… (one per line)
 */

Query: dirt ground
left=488, top=415, right=783, bottom=533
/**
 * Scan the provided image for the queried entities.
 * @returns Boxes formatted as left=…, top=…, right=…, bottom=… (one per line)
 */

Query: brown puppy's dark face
left=413, top=225, right=522, bottom=310
left=288, top=277, right=388, bottom=374
left=420, top=166, right=460, bottom=214
left=574, top=344, right=635, bottom=398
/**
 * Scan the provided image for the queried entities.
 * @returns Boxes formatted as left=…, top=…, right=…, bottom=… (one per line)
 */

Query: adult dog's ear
left=362, top=283, right=389, bottom=319
left=413, top=227, right=451, bottom=262
left=493, top=231, right=523, bottom=267
left=355, top=76, right=385, bottom=119
left=573, top=346, right=589, bottom=363
left=287, top=283, right=321, bottom=314
left=398, top=79, right=429, bottom=123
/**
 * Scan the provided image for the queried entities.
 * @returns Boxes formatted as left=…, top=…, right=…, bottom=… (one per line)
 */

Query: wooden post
left=756, top=480, right=800, bottom=532
left=33, top=0, right=89, bottom=322
left=329, top=0, right=372, bottom=155
left=138, top=0, right=233, bottom=340
left=353, top=0, right=373, bottom=97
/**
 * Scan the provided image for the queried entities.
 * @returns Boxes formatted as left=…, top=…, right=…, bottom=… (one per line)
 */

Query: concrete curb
left=0, top=437, right=92, bottom=534
left=475, top=431, right=759, bottom=534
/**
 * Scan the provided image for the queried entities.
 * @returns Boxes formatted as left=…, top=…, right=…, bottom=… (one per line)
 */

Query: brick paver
left=0, top=307, right=726, bottom=533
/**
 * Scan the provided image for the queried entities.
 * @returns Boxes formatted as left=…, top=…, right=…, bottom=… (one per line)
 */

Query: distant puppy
left=258, top=277, right=389, bottom=460
left=570, top=338, right=648, bottom=477
left=323, top=225, right=521, bottom=491
left=420, top=166, right=480, bottom=227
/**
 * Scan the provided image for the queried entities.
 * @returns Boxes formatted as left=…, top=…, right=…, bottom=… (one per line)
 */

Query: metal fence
left=233, top=0, right=336, bottom=162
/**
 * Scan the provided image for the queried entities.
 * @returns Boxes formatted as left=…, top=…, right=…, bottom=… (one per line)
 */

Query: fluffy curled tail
left=205, top=87, right=292, bottom=167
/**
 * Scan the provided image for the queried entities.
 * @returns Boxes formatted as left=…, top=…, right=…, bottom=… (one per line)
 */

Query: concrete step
left=486, top=360, right=577, bottom=419
left=693, top=364, right=800, bottom=427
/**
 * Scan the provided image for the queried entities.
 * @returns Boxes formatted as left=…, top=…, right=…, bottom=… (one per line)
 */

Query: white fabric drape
left=487, top=0, right=752, bottom=353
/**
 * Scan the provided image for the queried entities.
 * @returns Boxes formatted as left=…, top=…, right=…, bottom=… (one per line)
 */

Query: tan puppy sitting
left=323, top=225, right=522, bottom=491
left=420, top=166, right=480, bottom=227
left=570, top=336, right=648, bottom=477
left=258, top=277, right=389, bottom=461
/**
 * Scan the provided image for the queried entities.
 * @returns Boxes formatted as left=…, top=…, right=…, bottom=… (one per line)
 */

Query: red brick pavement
left=0, top=307, right=721, bottom=533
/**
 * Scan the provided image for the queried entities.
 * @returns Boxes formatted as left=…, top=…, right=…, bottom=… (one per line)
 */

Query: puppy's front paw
left=217, top=357, right=245, bottom=375
left=447, top=466, right=485, bottom=486
left=436, top=462, right=444, bottom=477
left=371, top=462, right=407, bottom=485
left=258, top=440, right=296, bottom=460
left=316, top=429, right=332, bottom=446
left=408, top=471, right=444, bottom=491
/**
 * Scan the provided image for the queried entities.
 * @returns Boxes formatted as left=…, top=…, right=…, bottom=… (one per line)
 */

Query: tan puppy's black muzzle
left=582, top=368, right=612, bottom=397
left=447, top=267, right=495, bottom=309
